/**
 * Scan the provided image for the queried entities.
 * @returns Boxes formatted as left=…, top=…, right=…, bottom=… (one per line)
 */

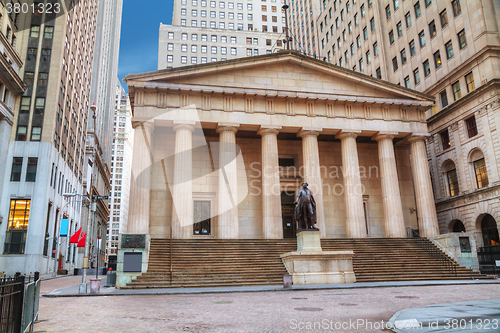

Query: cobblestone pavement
left=34, top=281, right=500, bottom=333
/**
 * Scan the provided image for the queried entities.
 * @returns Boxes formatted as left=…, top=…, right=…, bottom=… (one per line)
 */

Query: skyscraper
left=159, top=0, right=287, bottom=68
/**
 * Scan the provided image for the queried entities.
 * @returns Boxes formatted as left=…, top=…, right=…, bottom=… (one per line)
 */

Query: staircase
left=122, top=238, right=480, bottom=289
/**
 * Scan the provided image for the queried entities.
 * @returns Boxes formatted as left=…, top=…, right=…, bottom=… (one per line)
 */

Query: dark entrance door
left=481, top=214, right=499, bottom=247
left=281, top=191, right=296, bottom=238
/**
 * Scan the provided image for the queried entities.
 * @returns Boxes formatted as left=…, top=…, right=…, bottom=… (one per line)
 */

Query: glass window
left=27, top=48, right=37, bottom=61
left=20, top=97, right=30, bottom=114
left=452, top=81, right=461, bottom=100
left=16, top=126, right=27, bottom=141
left=202, top=34, right=208, bottom=41
left=191, top=57, right=197, bottom=64
left=182, top=33, right=188, bottom=40
left=441, top=129, right=450, bottom=150
left=11, top=157, right=23, bottom=181
left=168, top=32, right=174, bottom=39
left=35, top=98, right=45, bottom=114
left=400, top=48, right=407, bottom=64
left=167, top=43, right=174, bottom=51
left=409, top=39, right=416, bottom=55
left=404, top=76, right=410, bottom=88
left=474, top=158, right=488, bottom=188
left=167, top=55, right=173, bottom=63
left=452, top=0, right=461, bottom=16
left=211, top=46, right=217, bottom=53
left=465, top=72, right=475, bottom=92
left=423, top=59, right=430, bottom=77
left=193, top=201, right=211, bottom=235
left=405, top=12, right=411, bottom=28
left=414, top=1, right=421, bottom=18
left=466, top=116, right=478, bottom=138
left=425, top=0, right=432, bottom=8
left=376, top=67, right=381, bottom=79
left=392, top=57, right=398, bottom=72
left=447, top=169, right=459, bottom=197
left=429, top=20, right=436, bottom=39
left=419, top=30, right=426, bottom=47
left=363, top=27, right=367, bottom=40
left=26, top=158, right=38, bottom=182
left=181, top=56, right=187, bottom=64
left=445, top=40, right=454, bottom=59
left=3, top=199, right=31, bottom=254
left=38, top=72, right=48, bottom=86
left=44, top=26, right=54, bottom=39
left=30, top=25, right=40, bottom=38
left=192, top=34, right=198, bottom=41
left=385, top=5, right=391, bottom=19
left=397, top=21, right=402, bottom=37
left=413, top=68, right=420, bottom=85
left=181, top=44, right=187, bottom=52
left=389, top=30, right=394, bottom=44
left=434, top=50, right=442, bottom=68
left=440, top=90, right=448, bottom=108
left=366, top=51, right=371, bottom=63
left=440, top=9, right=448, bottom=28
left=370, top=17, right=374, bottom=31
left=373, top=42, right=378, bottom=55
left=458, top=30, right=467, bottom=49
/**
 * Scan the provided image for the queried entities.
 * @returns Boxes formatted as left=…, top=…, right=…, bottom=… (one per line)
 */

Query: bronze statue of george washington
left=293, top=182, right=318, bottom=231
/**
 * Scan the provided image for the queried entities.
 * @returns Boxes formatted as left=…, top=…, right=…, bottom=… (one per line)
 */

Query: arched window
left=452, top=220, right=466, bottom=232
left=442, top=160, right=459, bottom=197
left=481, top=214, right=499, bottom=247
left=469, top=149, right=489, bottom=189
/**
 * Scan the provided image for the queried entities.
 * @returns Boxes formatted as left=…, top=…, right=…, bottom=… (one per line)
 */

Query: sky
left=117, top=0, right=174, bottom=90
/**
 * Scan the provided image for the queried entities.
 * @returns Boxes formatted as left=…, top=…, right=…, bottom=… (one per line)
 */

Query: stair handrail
left=412, top=235, right=457, bottom=277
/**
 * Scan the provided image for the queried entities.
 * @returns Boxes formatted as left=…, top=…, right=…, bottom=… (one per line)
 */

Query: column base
left=297, top=230, right=322, bottom=252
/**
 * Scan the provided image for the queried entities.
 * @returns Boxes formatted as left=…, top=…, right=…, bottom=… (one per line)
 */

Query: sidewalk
left=43, top=278, right=500, bottom=297
left=388, top=299, right=500, bottom=332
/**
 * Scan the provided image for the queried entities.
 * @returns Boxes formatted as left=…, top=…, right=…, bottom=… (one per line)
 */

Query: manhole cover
left=338, top=303, right=358, bottom=306
left=291, top=297, right=308, bottom=300
left=395, top=296, right=419, bottom=299
left=295, top=307, right=323, bottom=311
left=170, top=302, right=190, bottom=305
left=214, top=301, right=233, bottom=304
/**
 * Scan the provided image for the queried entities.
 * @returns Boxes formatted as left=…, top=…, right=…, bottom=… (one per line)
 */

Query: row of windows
left=179, top=18, right=282, bottom=32
left=445, top=157, right=488, bottom=198
left=170, top=49, right=266, bottom=64
left=180, top=0, right=279, bottom=8
left=10, top=158, right=38, bottom=182
left=440, top=115, right=478, bottom=153
left=174, top=45, right=240, bottom=54
left=182, top=9, right=255, bottom=20
left=438, top=72, right=475, bottom=109
left=29, top=25, right=54, bottom=39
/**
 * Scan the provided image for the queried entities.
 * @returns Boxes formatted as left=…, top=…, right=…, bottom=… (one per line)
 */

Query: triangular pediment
left=125, top=51, right=434, bottom=104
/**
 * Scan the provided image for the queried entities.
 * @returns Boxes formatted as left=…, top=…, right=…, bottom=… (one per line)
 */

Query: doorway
left=281, top=191, right=296, bottom=238
left=481, top=214, right=499, bottom=247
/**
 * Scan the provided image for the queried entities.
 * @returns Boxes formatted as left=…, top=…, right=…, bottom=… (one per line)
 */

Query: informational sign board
left=60, top=219, right=69, bottom=237
left=92, top=195, right=109, bottom=200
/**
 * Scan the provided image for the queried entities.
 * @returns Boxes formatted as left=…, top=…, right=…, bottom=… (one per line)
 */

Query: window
left=38, top=73, right=48, bottom=86
left=20, top=97, right=30, bottom=114
left=168, top=32, right=174, bottom=39
left=201, top=57, right=207, bottom=63
left=167, top=43, right=173, bottom=51
left=429, top=20, right=436, bottom=39
left=423, top=59, right=431, bottom=77
left=211, top=46, right=217, bottom=54
left=27, top=48, right=37, bottom=61
left=393, top=0, right=399, bottom=10
left=191, top=57, right=197, bottom=64
left=211, top=35, right=217, bottom=42
left=361, top=3, right=365, bottom=16
left=181, top=56, right=187, bottom=64
left=182, top=33, right=188, bottom=40
left=452, top=81, right=461, bottom=101
left=181, top=44, right=187, bottom=52
left=466, top=116, right=478, bottom=138
left=445, top=40, right=454, bottom=59
left=465, top=72, right=475, bottom=92
left=376, top=67, right=381, bottom=79
left=418, top=31, right=426, bottom=47
left=458, top=30, right=467, bottom=49
left=350, top=43, right=354, bottom=55
left=409, top=39, right=416, bottom=55
left=11, top=158, right=23, bottom=181
left=452, top=0, right=461, bottom=16
left=373, top=42, right=378, bottom=56
left=363, top=27, right=368, bottom=40
left=191, top=45, right=197, bottom=52
left=370, top=17, right=374, bottom=31
left=404, top=76, right=410, bottom=88
left=414, top=2, right=421, bottom=18
left=405, top=12, right=411, bottom=28
left=24, top=72, right=34, bottom=88
left=441, top=130, right=450, bottom=150
left=201, top=45, right=207, bottom=53
left=474, top=158, right=488, bottom=188
left=231, top=47, right=236, bottom=55
left=30, top=25, right=40, bottom=38
left=400, top=49, right=407, bottom=64
left=385, top=5, right=391, bottom=19
left=440, top=9, right=448, bottom=28
left=434, top=50, right=442, bottom=68
left=413, top=68, right=420, bottom=85
left=167, top=55, right=173, bottom=63
left=397, top=21, right=402, bottom=37
left=231, top=36, right=236, bottom=43
left=181, top=19, right=186, bottom=25
left=389, top=30, right=394, bottom=45
left=447, top=169, right=459, bottom=197
left=221, top=47, right=227, bottom=55
left=440, top=90, right=448, bottom=108
left=366, top=51, right=371, bottom=64
left=26, top=158, right=38, bottom=182
left=193, top=201, right=211, bottom=235
left=3, top=200, right=31, bottom=254
left=16, top=126, right=27, bottom=141
left=44, top=26, right=54, bottom=39
left=392, top=57, right=398, bottom=72
left=192, top=34, right=198, bottom=41
left=202, top=35, right=208, bottom=41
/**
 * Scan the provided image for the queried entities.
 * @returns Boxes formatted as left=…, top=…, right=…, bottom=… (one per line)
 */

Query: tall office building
left=0, top=0, right=99, bottom=275
left=107, top=79, right=133, bottom=258
left=159, top=0, right=287, bottom=68
left=309, top=0, right=500, bottom=264
left=81, top=0, right=123, bottom=271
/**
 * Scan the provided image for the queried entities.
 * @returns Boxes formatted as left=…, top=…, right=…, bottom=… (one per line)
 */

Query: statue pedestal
left=280, top=230, right=356, bottom=285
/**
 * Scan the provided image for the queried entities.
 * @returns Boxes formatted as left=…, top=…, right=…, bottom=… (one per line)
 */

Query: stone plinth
left=280, top=230, right=355, bottom=285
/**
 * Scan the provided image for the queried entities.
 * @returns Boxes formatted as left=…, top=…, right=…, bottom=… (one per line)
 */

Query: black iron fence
left=0, top=272, right=40, bottom=333
left=478, top=245, right=500, bottom=276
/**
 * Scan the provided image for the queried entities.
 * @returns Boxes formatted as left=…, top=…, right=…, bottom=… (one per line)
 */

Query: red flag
left=77, top=232, right=86, bottom=247
left=69, top=227, right=81, bottom=244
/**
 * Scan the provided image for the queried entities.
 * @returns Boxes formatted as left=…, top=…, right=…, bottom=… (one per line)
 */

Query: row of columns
left=128, top=122, right=440, bottom=239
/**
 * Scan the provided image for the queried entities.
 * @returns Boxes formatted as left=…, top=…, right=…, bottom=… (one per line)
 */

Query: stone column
left=336, top=131, right=366, bottom=238
left=373, top=133, right=406, bottom=238
left=408, top=136, right=440, bottom=237
left=297, top=129, right=326, bottom=237
left=171, top=123, right=195, bottom=239
left=258, top=127, right=283, bottom=239
left=217, top=125, right=239, bottom=239
left=128, top=122, right=154, bottom=234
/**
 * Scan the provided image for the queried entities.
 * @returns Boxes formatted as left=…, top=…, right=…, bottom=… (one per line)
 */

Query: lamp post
left=48, top=199, right=73, bottom=278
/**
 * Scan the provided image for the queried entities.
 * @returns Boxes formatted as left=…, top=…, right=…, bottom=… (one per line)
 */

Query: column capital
left=173, top=121, right=195, bottom=132
left=132, top=121, right=155, bottom=131
left=372, top=132, right=397, bottom=141
left=407, top=134, right=430, bottom=143
left=335, top=130, right=361, bottom=140
left=216, top=123, right=239, bottom=134
left=297, top=128, right=322, bottom=138
left=257, top=126, right=281, bottom=136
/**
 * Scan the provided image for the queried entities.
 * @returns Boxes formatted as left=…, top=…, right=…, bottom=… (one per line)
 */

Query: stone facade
left=119, top=51, right=441, bottom=282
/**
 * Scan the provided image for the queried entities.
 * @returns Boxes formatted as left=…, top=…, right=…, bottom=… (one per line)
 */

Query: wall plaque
left=122, top=234, right=146, bottom=249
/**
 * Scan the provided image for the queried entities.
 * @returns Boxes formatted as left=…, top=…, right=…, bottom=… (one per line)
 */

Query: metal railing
left=411, top=234, right=458, bottom=278
left=0, top=273, right=25, bottom=333
left=22, top=272, right=40, bottom=333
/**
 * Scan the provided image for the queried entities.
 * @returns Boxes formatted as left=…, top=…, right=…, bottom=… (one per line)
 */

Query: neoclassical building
left=120, top=51, right=441, bottom=279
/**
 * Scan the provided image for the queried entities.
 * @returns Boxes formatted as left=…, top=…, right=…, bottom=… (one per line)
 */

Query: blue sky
left=117, top=0, right=174, bottom=89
